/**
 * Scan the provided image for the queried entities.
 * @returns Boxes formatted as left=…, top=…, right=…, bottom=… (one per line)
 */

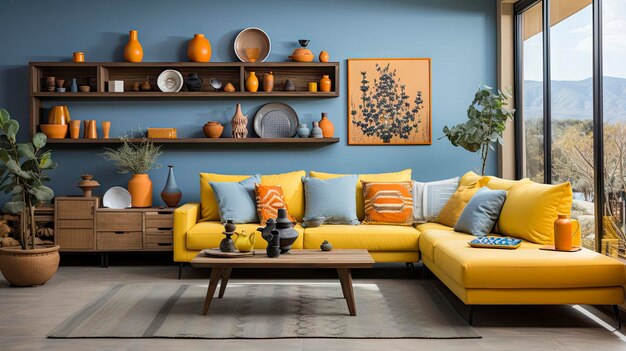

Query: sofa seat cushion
left=303, top=225, right=419, bottom=252
left=415, top=222, right=454, bottom=233
left=426, top=233, right=626, bottom=289
left=418, top=229, right=469, bottom=261
left=186, top=221, right=304, bottom=251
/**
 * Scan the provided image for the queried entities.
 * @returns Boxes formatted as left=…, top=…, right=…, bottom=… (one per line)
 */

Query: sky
left=523, top=0, right=626, bottom=81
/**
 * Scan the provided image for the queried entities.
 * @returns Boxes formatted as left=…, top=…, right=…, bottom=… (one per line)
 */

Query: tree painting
left=348, top=59, right=431, bottom=145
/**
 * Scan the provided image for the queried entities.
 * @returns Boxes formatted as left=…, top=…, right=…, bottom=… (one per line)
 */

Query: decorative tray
left=468, top=236, right=522, bottom=250
left=201, top=248, right=255, bottom=258
left=539, top=245, right=582, bottom=252
left=253, top=102, right=299, bottom=138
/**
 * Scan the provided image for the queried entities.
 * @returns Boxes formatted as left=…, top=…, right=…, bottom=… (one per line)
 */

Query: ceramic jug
left=263, top=71, right=274, bottom=92
left=48, top=105, right=71, bottom=125
left=246, top=72, right=259, bottom=92
left=318, top=112, right=334, bottom=137
left=187, top=33, right=212, bottom=62
left=124, top=30, right=143, bottom=62
left=266, top=230, right=281, bottom=258
left=234, top=230, right=255, bottom=253
left=554, top=214, right=579, bottom=251
left=311, top=122, right=323, bottom=138
left=320, top=75, right=332, bottom=92
left=160, top=165, right=182, bottom=207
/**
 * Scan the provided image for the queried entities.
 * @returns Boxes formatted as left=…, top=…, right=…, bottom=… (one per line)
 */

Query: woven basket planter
left=0, top=245, right=59, bottom=286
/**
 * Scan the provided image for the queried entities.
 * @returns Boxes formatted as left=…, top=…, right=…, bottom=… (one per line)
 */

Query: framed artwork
left=348, top=58, right=431, bottom=145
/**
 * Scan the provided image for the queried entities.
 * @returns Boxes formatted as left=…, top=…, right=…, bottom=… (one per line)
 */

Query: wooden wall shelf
left=28, top=61, right=340, bottom=140
left=45, top=137, right=340, bottom=145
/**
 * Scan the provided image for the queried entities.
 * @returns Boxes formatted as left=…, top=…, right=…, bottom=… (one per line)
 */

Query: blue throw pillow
left=454, top=187, right=507, bottom=237
left=302, top=175, right=360, bottom=227
left=210, top=174, right=261, bottom=223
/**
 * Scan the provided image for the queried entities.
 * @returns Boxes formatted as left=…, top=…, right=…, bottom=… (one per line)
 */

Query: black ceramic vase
left=185, top=73, right=203, bottom=92
left=266, top=230, right=281, bottom=258
left=275, top=208, right=299, bottom=253
left=219, top=232, right=236, bottom=252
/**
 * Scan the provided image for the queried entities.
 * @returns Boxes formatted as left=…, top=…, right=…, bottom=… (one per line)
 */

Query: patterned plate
left=468, top=236, right=522, bottom=249
left=253, top=102, right=299, bottom=138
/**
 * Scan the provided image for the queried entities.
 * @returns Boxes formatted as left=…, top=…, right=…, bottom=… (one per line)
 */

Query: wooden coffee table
left=190, top=249, right=374, bottom=316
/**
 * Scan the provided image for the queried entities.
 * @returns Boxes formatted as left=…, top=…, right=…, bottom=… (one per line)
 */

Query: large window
left=515, top=0, right=626, bottom=257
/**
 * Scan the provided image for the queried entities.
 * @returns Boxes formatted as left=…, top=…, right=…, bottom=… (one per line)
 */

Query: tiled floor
left=1, top=264, right=625, bottom=351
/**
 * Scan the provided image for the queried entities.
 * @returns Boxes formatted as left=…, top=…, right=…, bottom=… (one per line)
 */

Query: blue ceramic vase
left=161, top=165, right=182, bottom=207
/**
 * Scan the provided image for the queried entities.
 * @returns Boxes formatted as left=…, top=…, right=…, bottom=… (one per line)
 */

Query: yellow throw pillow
left=434, top=184, right=483, bottom=227
left=309, top=169, right=412, bottom=220
left=485, top=176, right=530, bottom=191
left=362, top=181, right=414, bottom=226
left=459, top=171, right=484, bottom=187
left=497, top=181, right=573, bottom=244
left=199, top=170, right=306, bottom=222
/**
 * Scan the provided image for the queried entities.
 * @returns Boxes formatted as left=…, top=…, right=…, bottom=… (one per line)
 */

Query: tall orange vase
left=246, top=72, right=259, bottom=92
left=124, top=30, right=143, bottom=63
left=318, top=112, right=334, bottom=137
left=187, top=34, right=212, bottom=62
left=554, top=214, right=579, bottom=251
left=128, top=174, right=152, bottom=208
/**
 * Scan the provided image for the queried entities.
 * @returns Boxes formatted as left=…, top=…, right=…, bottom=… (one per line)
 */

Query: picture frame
left=347, top=58, right=432, bottom=145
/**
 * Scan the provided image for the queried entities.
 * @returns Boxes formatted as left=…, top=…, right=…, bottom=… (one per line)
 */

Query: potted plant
left=100, top=135, right=162, bottom=207
left=0, top=109, right=59, bottom=286
left=442, top=85, right=515, bottom=175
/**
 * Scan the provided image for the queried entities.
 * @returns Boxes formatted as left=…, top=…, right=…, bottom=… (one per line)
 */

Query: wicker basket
left=0, top=245, right=59, bottom=286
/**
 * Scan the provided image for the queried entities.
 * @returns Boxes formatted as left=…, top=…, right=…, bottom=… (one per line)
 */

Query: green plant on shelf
left=99, top=132, right=162, bottom=174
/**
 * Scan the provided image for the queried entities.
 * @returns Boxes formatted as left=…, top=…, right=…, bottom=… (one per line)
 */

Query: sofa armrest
left=173, top=202, right=201, bottom=262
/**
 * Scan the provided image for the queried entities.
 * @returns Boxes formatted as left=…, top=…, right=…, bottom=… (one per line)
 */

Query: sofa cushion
left=210, top=174, right=260, bottom=223
left=302, top=175, right=360, bottom=226
left=309, top=169, right=412, bottom=220
left=362, top=181, right=414, bottom=225
left=454, top=187, right=507, bottom=236
left=415, top=222, right=454, bottom=233
left=199, top=170, right=306, bottom=222
left=418, top=229, right=469, bottom=261
left=498, top=180, right=572, bottom=244
left=485, top=176, right=530, bottom=191
left=303, top=225, right=419, bottom=252
left=424, top=232, right=626, bottom=289
left=186, top=221, right=304, bottom=251
left=255, top=184, right=295, bottom=225
left=413, top=177, right=459, bottom=222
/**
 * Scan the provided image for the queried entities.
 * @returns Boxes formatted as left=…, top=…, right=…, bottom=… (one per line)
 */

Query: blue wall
left=0, top=0, right=496, bottom=206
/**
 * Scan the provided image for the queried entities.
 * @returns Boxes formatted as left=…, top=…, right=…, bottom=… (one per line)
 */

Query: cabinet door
left=56, top=199, right=96, bottom=220
left=57, top=228, right=94, bottom=250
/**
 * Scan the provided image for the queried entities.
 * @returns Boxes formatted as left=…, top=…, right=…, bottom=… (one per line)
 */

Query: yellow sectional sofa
left=173, top=170, right=626, bottom=324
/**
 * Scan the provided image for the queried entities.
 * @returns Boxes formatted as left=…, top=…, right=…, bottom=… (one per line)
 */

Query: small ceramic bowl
left=303, top=216, right=326, bottom=228
left=40, top=124, right=68, bottom=139
left=203, top=122, right=224, bottom=138
left=79, top=85, right=90, bottom=92
left=56, top=87, right=66, bottom=93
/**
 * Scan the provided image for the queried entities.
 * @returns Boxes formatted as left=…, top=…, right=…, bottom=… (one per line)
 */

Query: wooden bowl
left=79, top=85, right=90, bottom=92
left=40, top=124, right=68, bottom=139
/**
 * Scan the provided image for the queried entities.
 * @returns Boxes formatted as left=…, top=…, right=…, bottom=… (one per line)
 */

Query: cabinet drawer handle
left=157, top=227, right=173, bottom=231
left=114, top=231, right=125, bottom=235
left=157, top=243, right=172, bottom=246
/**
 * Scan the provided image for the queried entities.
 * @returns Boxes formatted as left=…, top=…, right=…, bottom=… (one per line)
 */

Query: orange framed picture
left=347, top=58, right=431, bottom=145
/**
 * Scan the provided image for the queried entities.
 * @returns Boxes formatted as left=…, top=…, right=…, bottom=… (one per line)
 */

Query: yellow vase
left=234, top=230, right=255, bottom=253
left=187, top=33, right=212, bottom=62
left=124, top=30, right=143, bottom=63
left=246, top=72, right=259, bottom=92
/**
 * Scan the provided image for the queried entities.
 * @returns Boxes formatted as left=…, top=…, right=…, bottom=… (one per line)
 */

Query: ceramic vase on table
left=275, top=208, right=299, bottom=253
left=311, top=122, right=323, bottom=138
left=124, top=30, right=143, bottom=62
left=128, top=173, right=152, bottom=208
left=231, top=104, right=248, bottom=138
left=554, top=214, right=578, bottom=251
left=187, top=34, right=212, bottom=62
left=263, top=71, right=274, bottom=92
left=246, top=72, right=259, bottom=92
left=318, top=112, right=334, bottom=137
left=160, top=165, right=182, bottom=207
left=320, top=75, right=332, bottom=92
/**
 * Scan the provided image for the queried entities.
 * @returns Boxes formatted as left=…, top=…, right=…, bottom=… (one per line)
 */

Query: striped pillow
left=362, top=181, right=414, bottom=226
left=413, top=177, right=459, bottom=223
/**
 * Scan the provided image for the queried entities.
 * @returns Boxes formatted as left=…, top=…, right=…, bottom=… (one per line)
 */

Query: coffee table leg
left=202, top=268, right=223, bottom=315
left=218, top=267, right=232, bottom=299
left=337, top=268, right=356, bottom=316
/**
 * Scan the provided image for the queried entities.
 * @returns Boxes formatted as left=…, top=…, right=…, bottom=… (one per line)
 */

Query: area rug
left=49, top=280, right=480, bottom=339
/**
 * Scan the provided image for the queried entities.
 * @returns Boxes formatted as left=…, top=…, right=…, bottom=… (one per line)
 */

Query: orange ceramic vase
left=48, top=106, right=71, bottom=125
left=128, top=174, right=153, bottom=208
left=318, top=113, right=334, bottom=137
left=263, top=71, right=274, bottom=92
left=124, top=30, right=143, bottom=63
left=319, top=50, right=329, bottom=62
left=246, top=72, right=259, bottom=92
left=187, top=34, right=212, bottom=62
left=554, top=214, right=574, bottom=251
left=320, top=75, right=331, bottom=92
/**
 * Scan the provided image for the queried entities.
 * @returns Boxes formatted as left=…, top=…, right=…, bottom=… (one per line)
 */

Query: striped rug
left=49, top=280, right=480, bottom=339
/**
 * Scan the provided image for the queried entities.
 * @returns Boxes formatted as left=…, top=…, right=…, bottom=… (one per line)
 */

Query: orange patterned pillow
left=362, top=181, right=414, bottom=225
left=255, top=184, right=296, bottom=225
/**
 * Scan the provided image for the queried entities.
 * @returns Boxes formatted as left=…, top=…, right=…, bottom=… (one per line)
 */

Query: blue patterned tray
left=468, top=236, right=522, bottom=249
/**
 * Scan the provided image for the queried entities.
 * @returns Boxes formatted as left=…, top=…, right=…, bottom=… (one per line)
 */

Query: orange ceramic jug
left=246, top=72, right=259, bottom=92
left=124, top=30, right=143, bottom=63
left=318, top=112, right=334, bottom=137
left=320, top=75, right=331, bottom=92
left=554, top=214, right=579, bottom=251
left=187, top=34, right=212, bottom=62
left=128, top=173, right=153, bottom=208
left=48, top=105, right=71, bottom=125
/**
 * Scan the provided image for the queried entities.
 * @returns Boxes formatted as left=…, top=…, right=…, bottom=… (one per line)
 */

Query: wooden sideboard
left=54, top=197, right=174, bottom=265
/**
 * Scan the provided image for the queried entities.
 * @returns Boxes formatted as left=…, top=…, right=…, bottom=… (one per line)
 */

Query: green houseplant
left=442, top=85, right=515, bottom=175
left=100, top=135, right=162, bottom=208
left=0, top=108, right=59, bottom=286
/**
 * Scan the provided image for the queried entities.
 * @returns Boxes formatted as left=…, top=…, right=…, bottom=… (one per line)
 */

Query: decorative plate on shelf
left=234, top=27, right=271, bottom=62
left=157, top=69, right=183, bottom=92
left=102, top=186, right=132, bottom=209
left=253, top=102, right=299, bottom=138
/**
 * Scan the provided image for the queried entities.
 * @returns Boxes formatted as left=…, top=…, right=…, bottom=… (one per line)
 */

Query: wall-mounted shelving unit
left=28, top=61, right=340, bottom=145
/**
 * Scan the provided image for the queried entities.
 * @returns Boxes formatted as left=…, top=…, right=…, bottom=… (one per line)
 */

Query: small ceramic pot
left=319, top=50, right=329, bottom=62
left=284, top=79, right=296, bottom=92
left=203, top=122, right=224, bottom=138
left=55, top=79, right=65, bottom=88
left=320, top=240, right=333, bottom=251
left=73, top=52, right=85, bottom=62
left=79, top=85, right=90, bottom=92
left=185, top=73, right=203, bottom=92
left=308, top=82, right=317, bottom=92
left=224, top=220, right=236, bottom=233
left=297, top=124, right=310, bottom=138
left=224, top=82, right=236, bottom=92
left=56, top=87, right=66, bottom=93
left=311, top=122, right=323, bottom=138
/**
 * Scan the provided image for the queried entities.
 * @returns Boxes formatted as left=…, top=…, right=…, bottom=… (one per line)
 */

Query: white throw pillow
left=413, top=177, right=459, bottom=222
